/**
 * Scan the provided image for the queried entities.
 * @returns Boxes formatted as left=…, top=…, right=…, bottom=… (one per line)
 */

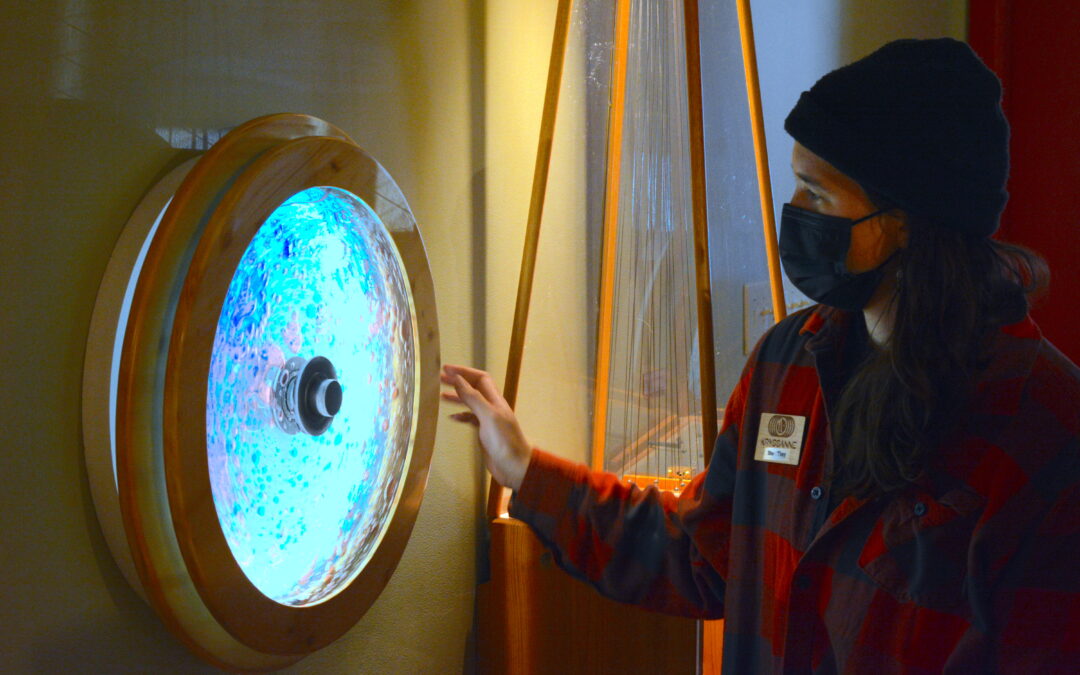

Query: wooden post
left=735, top=0, right=786, bottom=324
left=683, top=0, right=719, bottom=461
left=589, top=0, right=633, bottom=472
left=487, top=0, right=575, bottom=520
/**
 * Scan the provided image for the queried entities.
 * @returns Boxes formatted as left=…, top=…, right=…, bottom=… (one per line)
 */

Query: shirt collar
left=800, top=305, right=856, bottom=354
left=798, top=304, right=1044, bottom=416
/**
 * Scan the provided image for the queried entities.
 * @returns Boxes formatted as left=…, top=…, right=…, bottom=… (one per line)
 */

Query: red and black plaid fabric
left=510, top=306, right=1080, bottom=673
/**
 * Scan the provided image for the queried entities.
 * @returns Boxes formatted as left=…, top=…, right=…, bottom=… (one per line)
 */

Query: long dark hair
left=831, top=210, right=1049, bottom=499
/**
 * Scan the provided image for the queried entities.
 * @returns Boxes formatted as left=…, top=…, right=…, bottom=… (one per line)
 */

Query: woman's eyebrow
left=794, top=171, right=827, bottom=190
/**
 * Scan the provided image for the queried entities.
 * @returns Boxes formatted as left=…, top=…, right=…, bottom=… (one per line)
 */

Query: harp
left=479, top=0, right=784, bottom=672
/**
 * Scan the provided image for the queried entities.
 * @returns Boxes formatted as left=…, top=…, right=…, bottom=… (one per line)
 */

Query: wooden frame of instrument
left=483, top=2, right=782, bottom=673
left=589, top=0, right=719, bottom=477
left=487, top=0, right=784, bottom=518
left=84, top=113, right=440, bottom=671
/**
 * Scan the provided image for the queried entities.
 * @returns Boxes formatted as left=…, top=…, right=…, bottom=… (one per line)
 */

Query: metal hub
left=271, top=355, right=342, bottom=436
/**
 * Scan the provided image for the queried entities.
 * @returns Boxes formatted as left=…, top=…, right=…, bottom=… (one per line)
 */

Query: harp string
left=601, top=0, right=701, bottom=489
left=672, top=0, right=700, bottom=479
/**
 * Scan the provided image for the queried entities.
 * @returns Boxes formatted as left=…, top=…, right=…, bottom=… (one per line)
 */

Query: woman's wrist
left=504, top=444, right=532, bottom=492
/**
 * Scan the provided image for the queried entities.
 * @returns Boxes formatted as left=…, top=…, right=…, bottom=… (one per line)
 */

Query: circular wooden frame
left=168, top=134, right=439, bottom=653
left=92, top=114, right=439, bottom=671
left=83, top=156, right=200, bottom=602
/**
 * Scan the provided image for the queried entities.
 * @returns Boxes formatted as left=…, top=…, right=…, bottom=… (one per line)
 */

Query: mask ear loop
left=855, top=205, right=905, bottom=279
left=841, top=207, right=895, bottom=280
left=850, top=207, right=891, bottom=227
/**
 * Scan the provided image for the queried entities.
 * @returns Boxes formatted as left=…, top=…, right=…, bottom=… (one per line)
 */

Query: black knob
left=271, top=355, right=342, bottom=436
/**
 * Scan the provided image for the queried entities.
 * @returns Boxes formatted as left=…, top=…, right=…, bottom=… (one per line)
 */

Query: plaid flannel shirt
left=510, top=306, right=1080, bottom=673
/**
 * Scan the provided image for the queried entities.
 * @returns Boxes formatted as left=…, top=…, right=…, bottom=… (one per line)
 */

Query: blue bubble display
left=206, top=186, right=416, bottom=606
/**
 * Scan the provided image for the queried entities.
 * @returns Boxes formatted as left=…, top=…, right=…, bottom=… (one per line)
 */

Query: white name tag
left=754, top=413, right=806, bottom=466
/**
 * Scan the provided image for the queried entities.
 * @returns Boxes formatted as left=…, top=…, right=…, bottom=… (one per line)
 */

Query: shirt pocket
left=857, top=488, right=986, bottom=610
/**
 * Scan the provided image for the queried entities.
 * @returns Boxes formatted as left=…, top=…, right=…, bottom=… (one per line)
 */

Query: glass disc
left=206, top=186, right=416, bottom=607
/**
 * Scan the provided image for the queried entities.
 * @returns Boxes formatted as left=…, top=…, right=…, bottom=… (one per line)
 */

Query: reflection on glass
left=206, top=186, right=416, bottom=606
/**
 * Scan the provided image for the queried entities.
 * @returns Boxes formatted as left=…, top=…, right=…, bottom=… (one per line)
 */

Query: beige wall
left=0, top=1, right=484, bottom=673
left=483, top=0, right=594, bottom=466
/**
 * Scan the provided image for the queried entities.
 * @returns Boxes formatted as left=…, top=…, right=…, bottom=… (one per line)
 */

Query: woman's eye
left=791, top=184, right=826, bottom=209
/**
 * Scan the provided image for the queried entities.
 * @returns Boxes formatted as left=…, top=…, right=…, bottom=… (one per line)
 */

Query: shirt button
left=913, top=502, right=927, bottom=516
left=810, top=486, right=823, bottom=500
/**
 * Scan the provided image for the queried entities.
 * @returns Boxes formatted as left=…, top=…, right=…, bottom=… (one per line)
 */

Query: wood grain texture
left=701, top=618, right=725, bottom=675
left=478, top=517, right=698, bottom=674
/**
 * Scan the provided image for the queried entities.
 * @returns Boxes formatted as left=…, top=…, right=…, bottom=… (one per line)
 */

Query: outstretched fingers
left=441, top=363, right=488, bottom=384
left=444, top=365, right=508, bottom=407
left=441, top=364, right=500, bottom=423
left=440, top=364, right=532, bottom=491
left=471, top=372, right=508, bottom=410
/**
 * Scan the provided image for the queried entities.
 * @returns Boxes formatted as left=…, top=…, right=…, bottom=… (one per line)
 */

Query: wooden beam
left=488, top=0, right=575, bottom=520
left=683, top=0, right=719, bottom=461
left=590, top=0, right=633, bottom=473
left=735, top=0, right=786, bottom=325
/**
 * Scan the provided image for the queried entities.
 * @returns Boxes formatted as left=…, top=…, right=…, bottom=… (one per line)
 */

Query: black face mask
left=778, top=203, right=890, bottom=312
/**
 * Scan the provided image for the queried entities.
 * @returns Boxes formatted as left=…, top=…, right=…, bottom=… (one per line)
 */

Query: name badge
left=754, top=413, right=806, bottom=466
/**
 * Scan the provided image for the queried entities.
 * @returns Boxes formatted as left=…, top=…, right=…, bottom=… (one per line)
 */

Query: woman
left=443, top=38, right=1080, bottom=672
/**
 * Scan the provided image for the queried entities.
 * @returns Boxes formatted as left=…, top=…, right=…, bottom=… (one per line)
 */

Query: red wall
left=969, top=0, right=1080, bottom=361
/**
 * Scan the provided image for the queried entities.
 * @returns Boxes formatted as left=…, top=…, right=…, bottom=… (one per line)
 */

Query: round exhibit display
left=82, top=114, right=439, bottom=671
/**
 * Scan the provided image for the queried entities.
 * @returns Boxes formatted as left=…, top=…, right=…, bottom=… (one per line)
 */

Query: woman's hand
left=441, top=364, right=532, bottom=491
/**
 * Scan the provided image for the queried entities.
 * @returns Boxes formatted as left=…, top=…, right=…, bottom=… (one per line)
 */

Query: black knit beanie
left=784, top=38, right=1009, bottom=238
